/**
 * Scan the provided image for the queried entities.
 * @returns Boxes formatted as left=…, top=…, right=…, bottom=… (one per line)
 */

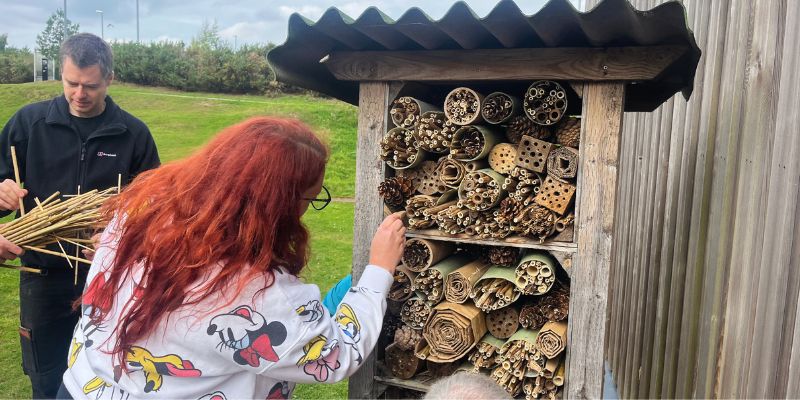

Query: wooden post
left=567, top=82, right=625, bottom=399
left=349, top=81, right=401, bottom=399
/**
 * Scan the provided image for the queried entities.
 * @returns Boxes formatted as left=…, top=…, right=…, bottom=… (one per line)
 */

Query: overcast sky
left=2, top=0, right=585, bottom=50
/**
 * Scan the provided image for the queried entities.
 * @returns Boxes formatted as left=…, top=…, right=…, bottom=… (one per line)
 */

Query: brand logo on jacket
left=97, top=151, right=117, bottom=157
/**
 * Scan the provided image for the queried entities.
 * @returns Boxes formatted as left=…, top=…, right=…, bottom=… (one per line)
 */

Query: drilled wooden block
left=515, top=135, right=553, bottom=173
left=546, top=146, right=579, bottom=180
left=488, top=143, right=518, bottom=174
left=534, top=175, right=576, bottom=215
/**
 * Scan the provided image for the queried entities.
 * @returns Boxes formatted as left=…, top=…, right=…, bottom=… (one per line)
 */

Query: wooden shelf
left=375, top=375, right=434, bottom=393
left=405, top=229, right=577, bottom=253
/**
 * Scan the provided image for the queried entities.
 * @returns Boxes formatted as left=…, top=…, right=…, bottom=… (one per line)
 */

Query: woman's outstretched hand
left=368, top=212, right=406, bottom=274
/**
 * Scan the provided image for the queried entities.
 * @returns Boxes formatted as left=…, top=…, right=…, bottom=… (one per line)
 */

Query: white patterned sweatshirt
left=62, top=218, right=392, bottom=400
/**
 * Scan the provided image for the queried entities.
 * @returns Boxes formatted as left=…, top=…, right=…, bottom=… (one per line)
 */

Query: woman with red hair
left=59, top=117, right=404, bottom=399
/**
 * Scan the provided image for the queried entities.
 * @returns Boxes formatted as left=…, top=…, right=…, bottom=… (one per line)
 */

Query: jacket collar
left=45, top=94, right=127, bottom=135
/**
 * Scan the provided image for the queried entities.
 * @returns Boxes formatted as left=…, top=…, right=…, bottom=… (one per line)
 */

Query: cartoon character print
left=81, top=273, right=112, bottom=347
left=207, top=305, right=287, bottom=368
left=69, top=338, right=83, bottom=368
left=266, top=381, right=292, bottom=399
left=296, top=335, right=341, bottom=382
left=83, top=367, right=127, bottom=400
left=125, top=346, right=202, bottom=393
left=334, top=303, right=363, bottom=364
left=80, top=273, right=145, bottom=348
left=197, top=391, right=227, bottom=400
left=295, top=300, right=324, bottom=323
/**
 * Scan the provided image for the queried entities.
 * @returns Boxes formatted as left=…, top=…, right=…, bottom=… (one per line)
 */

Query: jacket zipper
left=77, top=140, right=88, bottom=192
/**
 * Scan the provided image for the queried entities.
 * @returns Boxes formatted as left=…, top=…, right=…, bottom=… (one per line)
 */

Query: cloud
left=3, top=0, right=576, bottom=49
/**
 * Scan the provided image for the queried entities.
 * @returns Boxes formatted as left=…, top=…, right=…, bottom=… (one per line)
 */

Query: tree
left=192, top=20, right=223, bottom=51
left=0, top=34, right=7, bottom=52
left=36, top=9, right=79, bottom=78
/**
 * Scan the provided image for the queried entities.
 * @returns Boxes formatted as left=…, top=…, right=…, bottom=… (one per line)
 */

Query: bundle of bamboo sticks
left=0, top=188, right=116, bottom=267
left=400, top=296, right=431, bottom=329
left=523, top=80, right=567, bottom=126
left=414, top=111, right=456, bottom=153
left=468, top=337, right=502, bottom=371
left=444, top=87, right=483, bottom=125
left=470, top=278, right=518, bottom=312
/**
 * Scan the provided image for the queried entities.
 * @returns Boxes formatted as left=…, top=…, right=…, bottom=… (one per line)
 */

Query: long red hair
left=92, top=117, right=328, bottom=365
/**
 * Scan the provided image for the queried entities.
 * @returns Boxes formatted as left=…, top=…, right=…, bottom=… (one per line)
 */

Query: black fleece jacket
left=0, top=94, right=160, bottom=270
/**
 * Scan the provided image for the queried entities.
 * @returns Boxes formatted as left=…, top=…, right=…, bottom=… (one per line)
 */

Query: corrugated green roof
left=268, top=0, right=700, bottom=111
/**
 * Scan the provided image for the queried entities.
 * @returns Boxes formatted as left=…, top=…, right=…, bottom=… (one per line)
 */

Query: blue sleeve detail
left=322, top=275, right=352, bottom=315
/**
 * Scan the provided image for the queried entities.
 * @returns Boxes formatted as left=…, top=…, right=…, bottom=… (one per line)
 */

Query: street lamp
left=96, top=10, right=104, bottom=39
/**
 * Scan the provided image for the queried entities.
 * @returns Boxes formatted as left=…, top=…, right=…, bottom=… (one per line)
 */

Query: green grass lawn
left=0, top=82, right=358, bottom=399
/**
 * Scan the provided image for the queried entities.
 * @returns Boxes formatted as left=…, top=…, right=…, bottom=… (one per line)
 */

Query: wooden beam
left=324, top=45, right=687, bottom=82
left=348, top=81, right=401, bottom=399
left=567, top=82, right=625, bottom=399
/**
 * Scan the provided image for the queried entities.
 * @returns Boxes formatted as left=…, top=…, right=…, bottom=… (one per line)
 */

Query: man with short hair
left=0, top=32, right=159, bottom=398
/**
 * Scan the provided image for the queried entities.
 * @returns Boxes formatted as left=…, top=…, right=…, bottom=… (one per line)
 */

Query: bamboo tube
left=414, top=111, right=457, bottom=153
left=405, top=195, right=437, bottom=230
left=400, top=295, right=431, bottom=329
left=380, top=127, right=426, bottom=170
left=457, top=168, right=507, bottom=212
left=413, top=254, right=471, bottom=305
left=514, top=252, right=559, bottom=296
left=553, top=362, right=565, bottom=386
left=481, top=92, right=520, bottom=125
left=0, top=263, right=43, bottom=274
left=450, top=126, right=502, bottom=162
left=444, top=87, right=484, bottom=125
left=422, top=301, right=487, bottom=363
left=401, top=238, right=456, bottom=272
left=468, top=333, right=504, bottom=371
left=388, top=266, right=416, bottom=303
left=470, top=266, right=521, bottom=312
left=10, top=146, right=24, bottom=215
left=389, top=96, right=437, bottom=129
left=523, top=80, right=568, bottom=126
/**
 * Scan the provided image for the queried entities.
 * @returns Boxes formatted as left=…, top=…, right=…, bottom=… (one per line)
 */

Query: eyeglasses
left=305, top=185, right=331, bottom=211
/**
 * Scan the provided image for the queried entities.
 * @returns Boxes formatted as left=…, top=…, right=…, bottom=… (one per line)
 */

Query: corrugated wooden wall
left=585, top=0, right=800, bottom=398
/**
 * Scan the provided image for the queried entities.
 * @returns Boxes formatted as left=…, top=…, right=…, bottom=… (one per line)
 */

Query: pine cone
left=506, top=115, right=550, bottom=144
left=519, top=301, right=549, bottom=330
left=555, top=117, right=581, bottom=148
left=485, top=246, right=520, bottom=267
left=394, top=324, right=422, bottom=351
left=378, top=176, right=415, bottom=209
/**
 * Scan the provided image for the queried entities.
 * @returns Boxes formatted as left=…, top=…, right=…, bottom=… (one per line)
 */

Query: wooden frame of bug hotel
left=268, top=0, right=701, bottom=398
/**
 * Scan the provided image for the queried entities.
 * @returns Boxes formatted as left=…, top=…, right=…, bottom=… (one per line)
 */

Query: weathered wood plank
left=622, top=109, right=650, bottom=398
left=324, top=46, right=689, bottom=82
left=743, top=1, right=792, bottom=397
left=567, top=82, right=625, bottom=399
left=348, top=81, right=399, bottom=399
left=698, top=0, right=752, bottom=397
left=638, top=98, right=674, bottom=399
left=656, top=1, right=728, bottom=398
left=772, top=3, right=800, bottom=396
